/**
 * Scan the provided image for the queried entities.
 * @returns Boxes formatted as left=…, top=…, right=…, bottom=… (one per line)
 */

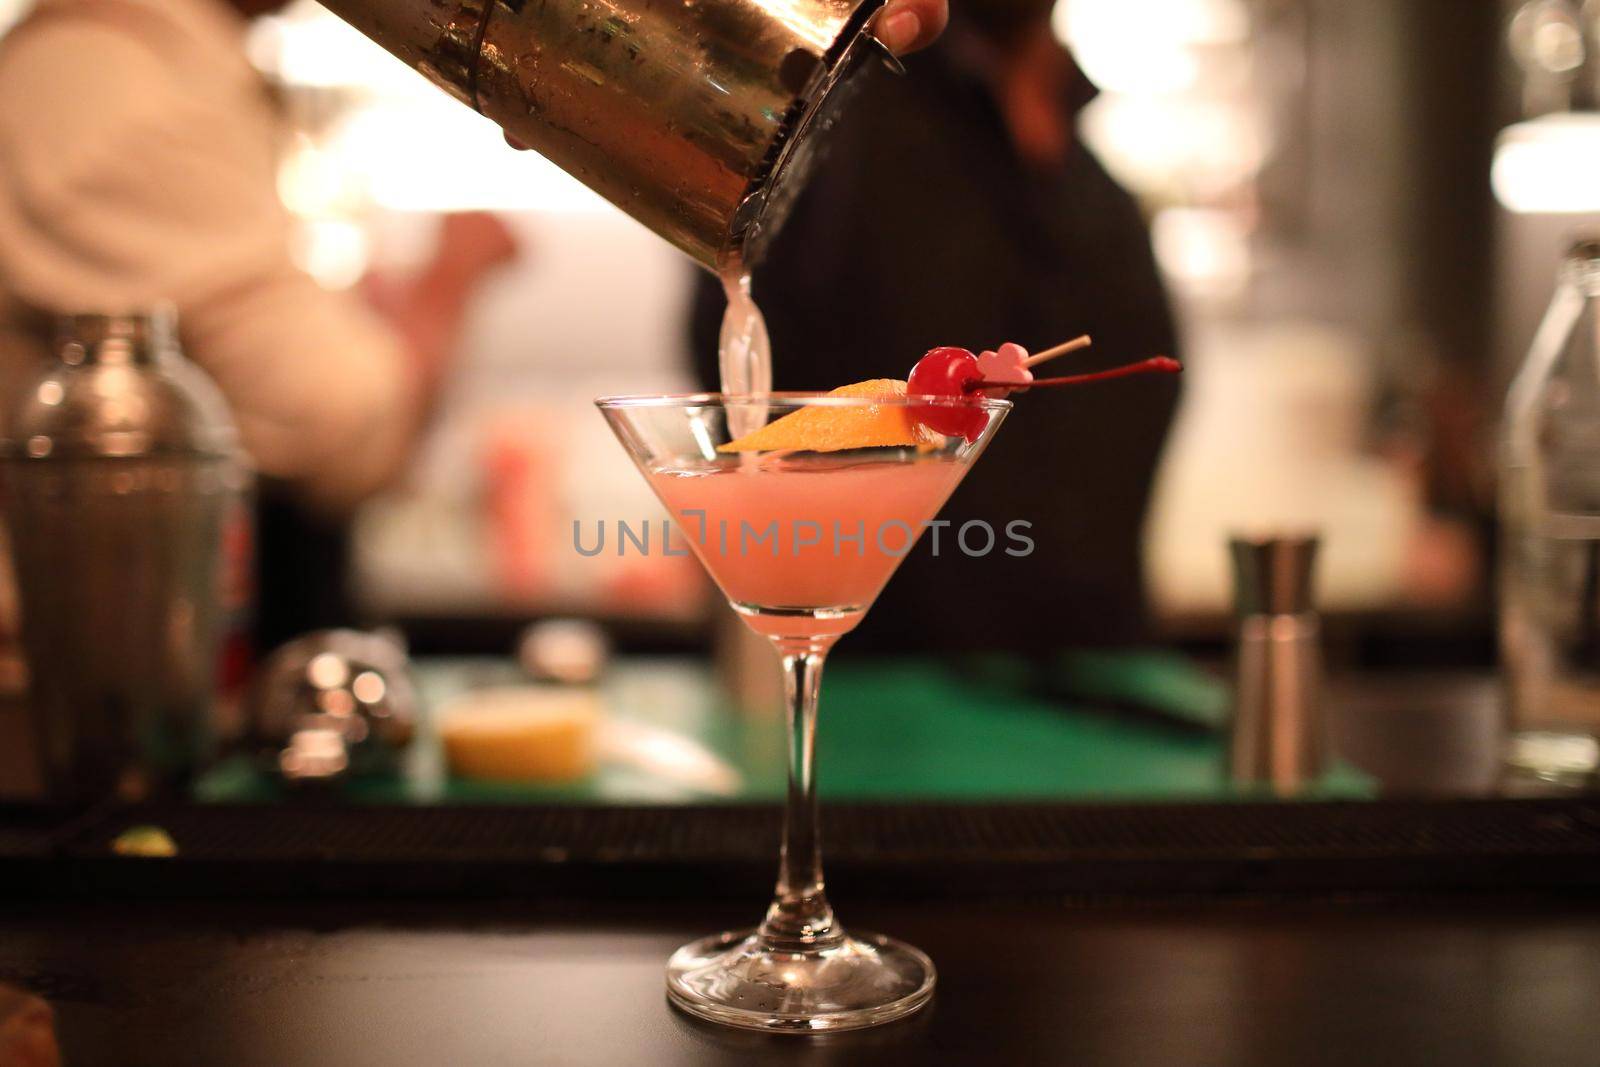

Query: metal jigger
left=316, top=0, right=889, bottom=269
left=1227, top=535, right=1329, bottom=794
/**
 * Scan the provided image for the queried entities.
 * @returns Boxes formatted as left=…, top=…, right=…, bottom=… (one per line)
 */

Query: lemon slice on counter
left=439, top=687, right=600, bottom=783
left=112, top=825, right=178, bottom=857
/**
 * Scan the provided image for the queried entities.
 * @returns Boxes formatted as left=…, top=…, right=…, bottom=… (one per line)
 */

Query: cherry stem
left=965, top=356, right=1182, bottom=393
left=1022, top=334, right=1093, bottom=368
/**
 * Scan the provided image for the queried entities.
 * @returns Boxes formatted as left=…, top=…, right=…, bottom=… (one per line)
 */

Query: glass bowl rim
left=595, top=391, right=1013, bottom=411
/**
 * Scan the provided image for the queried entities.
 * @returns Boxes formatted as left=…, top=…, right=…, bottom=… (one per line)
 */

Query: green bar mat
left=196, top=656, right=1372, bottom=804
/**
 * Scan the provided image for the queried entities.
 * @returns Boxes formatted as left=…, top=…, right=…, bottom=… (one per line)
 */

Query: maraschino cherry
left=906, top=336, right=1181, bottom=442
left=906, top=346, right=987, bottom=441
left=907, top=346, right=982, bottom=396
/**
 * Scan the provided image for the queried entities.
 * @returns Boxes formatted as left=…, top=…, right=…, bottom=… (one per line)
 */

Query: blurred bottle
left=1500, top=239, right=1600, bottom=786
left=0, top=311, right=249, bottom=801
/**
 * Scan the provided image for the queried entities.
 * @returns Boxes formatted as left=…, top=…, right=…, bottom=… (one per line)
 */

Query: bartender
left=0, top=0, right=517, bottom=644
left=688, top=0, right=1182, bottom=653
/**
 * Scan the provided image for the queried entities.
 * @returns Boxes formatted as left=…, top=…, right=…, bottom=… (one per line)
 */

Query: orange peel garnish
left=718, top=380, right=939, bottom=453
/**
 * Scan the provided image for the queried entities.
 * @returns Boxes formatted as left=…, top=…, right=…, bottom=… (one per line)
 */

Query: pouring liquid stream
left=718, top=267, right=772, bottom=441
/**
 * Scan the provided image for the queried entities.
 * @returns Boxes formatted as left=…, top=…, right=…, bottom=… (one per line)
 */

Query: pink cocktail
left=599, top=391, right=1008, bottom=1033
left=647, top=456, right=967, bottom=640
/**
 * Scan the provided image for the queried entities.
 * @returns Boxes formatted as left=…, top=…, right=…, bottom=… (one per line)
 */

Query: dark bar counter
left=4, top=894, right=1600, bottom=1065
left=4, top=668, right=1598, bottom=1064
left=4, top=795, right=1600, bottom=1065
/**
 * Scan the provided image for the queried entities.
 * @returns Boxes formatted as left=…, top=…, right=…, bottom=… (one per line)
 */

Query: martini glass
left=597, top=392, right=1009, bottom=1032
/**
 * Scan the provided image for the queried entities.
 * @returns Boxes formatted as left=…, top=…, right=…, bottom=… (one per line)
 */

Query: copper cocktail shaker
left=318, top=0, right=888, bottom=268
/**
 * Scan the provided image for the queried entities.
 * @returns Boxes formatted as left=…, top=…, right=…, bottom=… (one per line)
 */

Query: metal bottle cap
left=1, top=311, right=239, bottom=461
left=1229, top=534, right=1320, bottom=616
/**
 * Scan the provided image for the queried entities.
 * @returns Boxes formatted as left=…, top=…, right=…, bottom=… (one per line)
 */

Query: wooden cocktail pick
left=1021, top=334, right=1093, bottom=368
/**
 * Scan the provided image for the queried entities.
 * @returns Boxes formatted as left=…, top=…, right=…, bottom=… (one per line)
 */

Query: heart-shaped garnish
left=975, top=343, right=1034, bottom=397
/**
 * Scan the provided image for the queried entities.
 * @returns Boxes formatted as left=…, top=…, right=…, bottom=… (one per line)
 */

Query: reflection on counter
left=0, top=983, right=59, bottom=1067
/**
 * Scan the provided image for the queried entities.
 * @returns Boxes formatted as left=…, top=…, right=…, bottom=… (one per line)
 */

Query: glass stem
left=759, top=643, right=840, bottom=951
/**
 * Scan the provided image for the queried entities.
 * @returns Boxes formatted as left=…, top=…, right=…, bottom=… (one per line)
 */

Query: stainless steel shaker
left=317, top=0, right=889, bottom=268
left=1227, top=535, right=1329, bottom=793
left=0, top=312, right=248, bottom=801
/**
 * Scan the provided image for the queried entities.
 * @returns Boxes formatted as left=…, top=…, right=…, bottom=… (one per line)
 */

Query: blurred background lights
left=255, top=2, right=607, bottom=217
left=1151, top=207, right=1253, bottom=302
left=1056, top=0, right=1251, bottom=96
left=1492, top=115, right=1600, bottom=214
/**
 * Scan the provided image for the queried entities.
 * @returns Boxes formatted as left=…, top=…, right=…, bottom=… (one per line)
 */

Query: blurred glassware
left=596, top=716, right=742, bottom=797
left=1510, top=0, right=1586, bottom=117
left=518, top=618, right=609, bottom=685
left=1500, top=238, right=1600, bottom=788
left=245, top=629, right=417, bottom=784
left=0, top=311, right=248, bottom=802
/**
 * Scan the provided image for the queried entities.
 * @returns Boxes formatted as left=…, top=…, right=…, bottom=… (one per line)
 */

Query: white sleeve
left=0, top=15, right=417, bottom=512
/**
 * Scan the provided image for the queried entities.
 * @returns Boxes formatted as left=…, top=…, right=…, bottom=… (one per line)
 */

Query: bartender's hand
left=362, top=211, right=520, bottom=399
left=431, top=210, right=519, bottom=280
left=872, top=0, right=947, bottom=55
left=503, top=0, right=946, bottom=150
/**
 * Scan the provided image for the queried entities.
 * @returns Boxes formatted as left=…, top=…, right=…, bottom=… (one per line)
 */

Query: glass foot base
left=666, top=928, right=935, bottom=1033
